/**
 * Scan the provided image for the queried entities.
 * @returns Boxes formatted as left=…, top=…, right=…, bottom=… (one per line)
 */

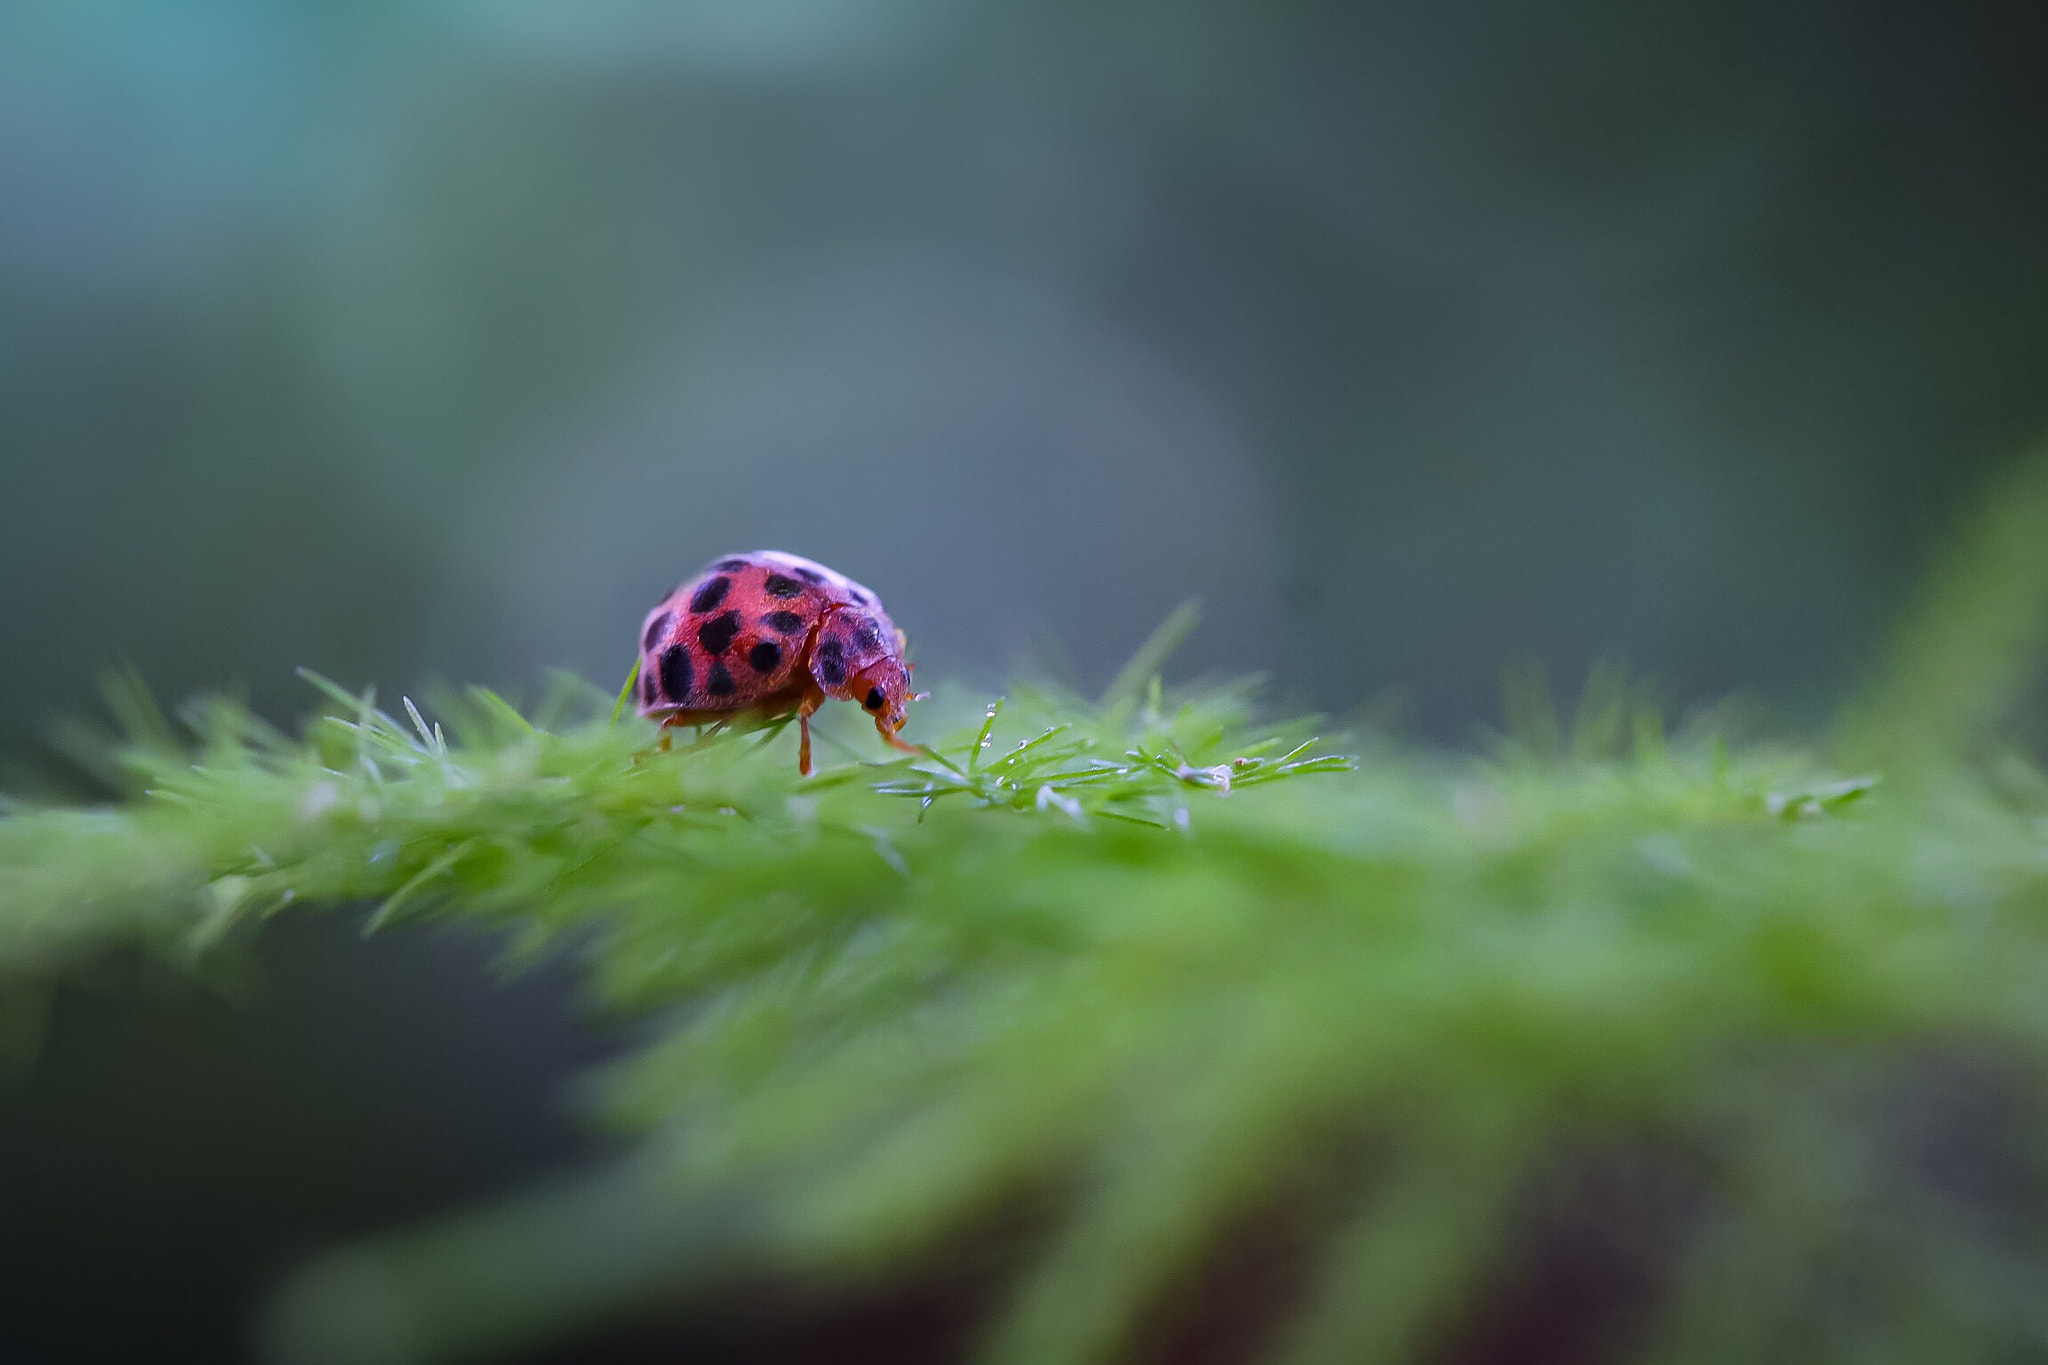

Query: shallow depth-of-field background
left=5, top=3, right=2048, bottom=1362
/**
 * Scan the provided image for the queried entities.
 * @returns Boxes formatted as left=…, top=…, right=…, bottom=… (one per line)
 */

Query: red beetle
left=638, top=551, right=921, bottom=774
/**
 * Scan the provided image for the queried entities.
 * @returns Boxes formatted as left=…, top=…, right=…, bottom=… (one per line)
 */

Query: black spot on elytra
left=851, top=619, right=883, bottom=653
left=863, top=687, right=886, bottom=711
left=707, top=661, right=735, bottom=696
left=818, top=636, right=844, bottom=661
left=818, top=656, right=846, bottom=687
left=697, top=610, right=740, bottom=656
left=689, top=576, right=731, bottom=614
left=763, top=572, right=805, bottom=599
left=641, top=670, right=659, bottom=708
left=658, top=646, right=692, bottom=704
left=642, top=612, right=671, bottom=652
left=714, top=557, right=751, bottom=572
left=764, top=610, right=805, bottom=634
left=794, top=567, right=825, bottom=584
left=849, top=588, right=872, bottom=606
left=748, top=641, right=782, bottom=673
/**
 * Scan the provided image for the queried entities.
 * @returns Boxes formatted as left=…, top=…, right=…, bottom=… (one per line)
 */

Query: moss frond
left=13, top=460, right=2048, bottom=1364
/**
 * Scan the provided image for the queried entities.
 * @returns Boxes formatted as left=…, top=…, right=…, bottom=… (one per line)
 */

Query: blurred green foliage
left=11, top=462, right=2048, bottom=1363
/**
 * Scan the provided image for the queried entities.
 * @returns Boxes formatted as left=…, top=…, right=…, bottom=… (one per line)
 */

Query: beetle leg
left=633, top=712, right=679, bottom=765
left=797, top=687, right=823, bottom=776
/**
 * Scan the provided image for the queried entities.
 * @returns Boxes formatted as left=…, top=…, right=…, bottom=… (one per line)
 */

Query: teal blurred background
left=4, top=2, right=2048, bottom=1360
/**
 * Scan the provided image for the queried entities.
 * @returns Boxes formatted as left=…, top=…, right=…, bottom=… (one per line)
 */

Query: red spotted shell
left=638, top=550, right=918, bottom=773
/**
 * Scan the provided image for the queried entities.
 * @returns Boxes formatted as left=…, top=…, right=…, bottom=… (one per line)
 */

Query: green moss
left=11, top=462, right=2048, bottom=1364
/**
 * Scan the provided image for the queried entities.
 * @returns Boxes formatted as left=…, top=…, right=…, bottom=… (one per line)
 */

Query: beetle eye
left=863, top=687, right=886, bottom=711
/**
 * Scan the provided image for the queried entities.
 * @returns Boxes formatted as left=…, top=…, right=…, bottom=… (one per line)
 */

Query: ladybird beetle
left=638, top=551, right=922, bottom=774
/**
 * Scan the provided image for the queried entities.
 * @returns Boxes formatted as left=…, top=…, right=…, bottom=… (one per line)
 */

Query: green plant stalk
left=7, top=455, right=2048, bottom=1364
